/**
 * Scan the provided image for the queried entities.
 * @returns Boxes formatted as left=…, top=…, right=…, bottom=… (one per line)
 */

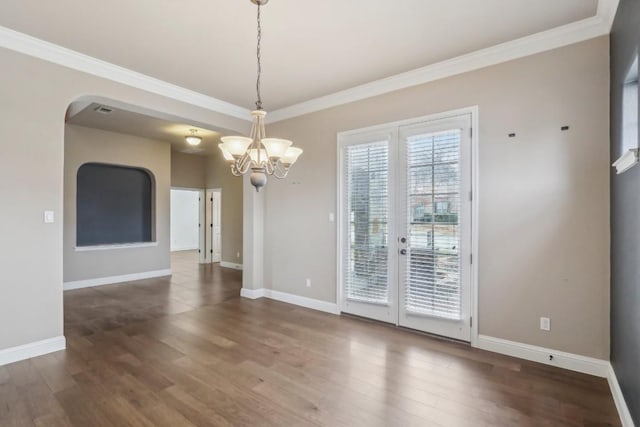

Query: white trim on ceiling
left=0, top=0, right=619, bottom=124
left=267, top=0, right=619, bottom=123
left=0, top=26, right=251, bottom=121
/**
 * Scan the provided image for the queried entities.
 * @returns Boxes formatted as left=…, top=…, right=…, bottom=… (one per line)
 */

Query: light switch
left=329, top=213, right=335, bottom=222
left=44, top=211, right=54, bottom=223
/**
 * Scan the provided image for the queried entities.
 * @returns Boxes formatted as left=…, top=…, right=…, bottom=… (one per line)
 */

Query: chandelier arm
left=231, top=164, right=243, bottom=176
left=273, top=168, right=288, bottom=179
left=265, top=160, right=275, bottom=175
left=273, top=160, right=289, bottom=179
left=238, top=154, right=252, bottom=173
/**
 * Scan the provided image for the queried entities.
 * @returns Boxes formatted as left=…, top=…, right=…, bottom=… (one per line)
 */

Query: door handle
left=400, top=249, right=407, bottom=255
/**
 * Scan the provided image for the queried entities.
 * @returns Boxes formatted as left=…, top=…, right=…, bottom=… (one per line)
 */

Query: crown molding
left=597, top=0, right=621, bottom=31
left=0, top=0, right=620, bottom=124
left=0, top=25, right=252, bottom=122
left=267, top=11, right=612, bottom=123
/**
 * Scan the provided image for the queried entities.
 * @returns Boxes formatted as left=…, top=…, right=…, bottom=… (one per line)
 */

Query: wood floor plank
left=0, top=251, right=622, bottom=426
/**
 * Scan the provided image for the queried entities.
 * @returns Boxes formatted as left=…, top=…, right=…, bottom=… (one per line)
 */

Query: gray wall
left=206, top=150, right=243, bottom=265
left=610, top=0, right=640, bottom=422
left=171, top=151, right=206, bottom=189
left=64, top=125, right=171, bottom=283
left=0, top=46, right=248, bottom=352
left=265, top=37, right=611, bottom=359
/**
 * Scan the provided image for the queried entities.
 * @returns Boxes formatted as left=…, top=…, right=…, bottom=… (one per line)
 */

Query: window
left=622, top=55, right=638, bottom=155
left=343, top=141, right=390, bottom=304
left=76, top=163, right=153, bottom=246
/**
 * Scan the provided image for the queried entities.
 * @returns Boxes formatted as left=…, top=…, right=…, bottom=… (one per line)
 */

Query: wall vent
left=93, top=105, right=113, bottom=114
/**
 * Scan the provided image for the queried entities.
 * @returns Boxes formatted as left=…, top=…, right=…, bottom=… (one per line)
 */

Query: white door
left=339, top=129, right=398, bottom=323
left=212, top=191, right=222, bottom=262
left=205, top=190, right=222, bottom=263
left=397, top=116, right=472, bottom=341
left=339, top=113, right=473, bottom=341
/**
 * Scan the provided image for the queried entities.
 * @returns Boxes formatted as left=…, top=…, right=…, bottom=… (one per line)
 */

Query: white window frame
left=613, top=54, right=639, bottom=174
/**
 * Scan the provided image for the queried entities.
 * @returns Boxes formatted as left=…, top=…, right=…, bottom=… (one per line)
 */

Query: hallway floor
left=0, top=251, right=621, bottom=426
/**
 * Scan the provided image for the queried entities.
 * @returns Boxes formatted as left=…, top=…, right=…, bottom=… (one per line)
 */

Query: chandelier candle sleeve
left=217, top=0, right=302, bottom=191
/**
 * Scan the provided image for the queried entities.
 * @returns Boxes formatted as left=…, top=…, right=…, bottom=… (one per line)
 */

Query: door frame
left=336, top=106, right=480, bottom=346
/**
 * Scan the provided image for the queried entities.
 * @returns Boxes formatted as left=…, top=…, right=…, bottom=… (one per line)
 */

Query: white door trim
left=336, top=106, right=479, bottom=343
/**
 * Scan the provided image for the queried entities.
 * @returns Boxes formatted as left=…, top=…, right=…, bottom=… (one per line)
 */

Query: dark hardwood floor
left=0, top=251, right=621, bottom=426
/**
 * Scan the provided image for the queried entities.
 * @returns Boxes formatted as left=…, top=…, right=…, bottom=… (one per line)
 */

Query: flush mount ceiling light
left=219, top=0, right=303, bottom=192
left=185, top=129, right=202, bottom=146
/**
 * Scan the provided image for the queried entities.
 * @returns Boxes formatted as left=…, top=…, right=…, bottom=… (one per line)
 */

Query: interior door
left=397, top=115, right=472, bottom=341
left=205, top=190, right=214, bottom=263
left=339, top=129, right=397, bottom=323
left=212, top=191, right=222, bottom=262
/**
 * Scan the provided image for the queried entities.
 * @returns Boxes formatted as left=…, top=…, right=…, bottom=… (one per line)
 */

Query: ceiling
left=0, top=0, right=598, bottom=111
left=67, top=102, right=224, bottom=155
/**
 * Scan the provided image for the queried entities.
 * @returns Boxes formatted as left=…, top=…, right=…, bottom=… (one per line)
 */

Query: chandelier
left=218, top=0, right=303, bottom=191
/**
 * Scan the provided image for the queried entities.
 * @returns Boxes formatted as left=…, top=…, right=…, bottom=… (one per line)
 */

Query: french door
left=339, top=113, right=473, bottom=341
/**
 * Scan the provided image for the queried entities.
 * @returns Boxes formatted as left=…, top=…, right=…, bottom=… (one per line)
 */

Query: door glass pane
left=405, top=130, right=462, bottom=319
left=344, top=142, right=389, bottom=304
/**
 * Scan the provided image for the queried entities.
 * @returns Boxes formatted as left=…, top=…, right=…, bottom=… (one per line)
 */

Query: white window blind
left=404, top=130, right=462, bottom=319
left=343, top=141, right=390, bottom=304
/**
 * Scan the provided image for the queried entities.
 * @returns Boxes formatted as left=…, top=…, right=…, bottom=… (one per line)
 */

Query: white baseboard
left=220, top=262, right=243, bottom=270
left=63, top=269, right=172, bottom=290
left=607, top=364, right=636, bottom=427
left=476, top=335, right=609, bottom=377
left=240, top=288, right=340, bottom=315
left=0, top=336, right=66, bottom=366
left=240, top=287, right=266, bottom=299
left=171, top=246, right=198, bottom=252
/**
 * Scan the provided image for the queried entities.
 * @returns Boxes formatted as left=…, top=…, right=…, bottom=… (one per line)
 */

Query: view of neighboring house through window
left=405, top=130, right=462, bottom=319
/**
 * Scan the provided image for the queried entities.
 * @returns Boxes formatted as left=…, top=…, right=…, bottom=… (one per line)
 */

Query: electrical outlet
left=540, top=317, right=551, bottom=331
left=329, top=213, right=335, bottom=222
left=237, top=251, right=240, bottom=258
left=305, top=278, right=311, bottom=288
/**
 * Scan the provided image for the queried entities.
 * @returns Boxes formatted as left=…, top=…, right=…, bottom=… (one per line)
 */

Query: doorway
left=170, top=188, right=222, bottom=265
left=338, top=110, right=476, bottom=342
left=170, top=188, right=200, bottom=256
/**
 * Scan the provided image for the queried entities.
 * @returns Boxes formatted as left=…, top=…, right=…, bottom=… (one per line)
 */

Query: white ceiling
left=0, top=0, right=598, bottom=111
left=68, top=102, right=224, bottom=155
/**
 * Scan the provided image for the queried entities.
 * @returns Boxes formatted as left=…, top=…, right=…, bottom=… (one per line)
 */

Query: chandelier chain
left=255, top=4, right=263, bottom=110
